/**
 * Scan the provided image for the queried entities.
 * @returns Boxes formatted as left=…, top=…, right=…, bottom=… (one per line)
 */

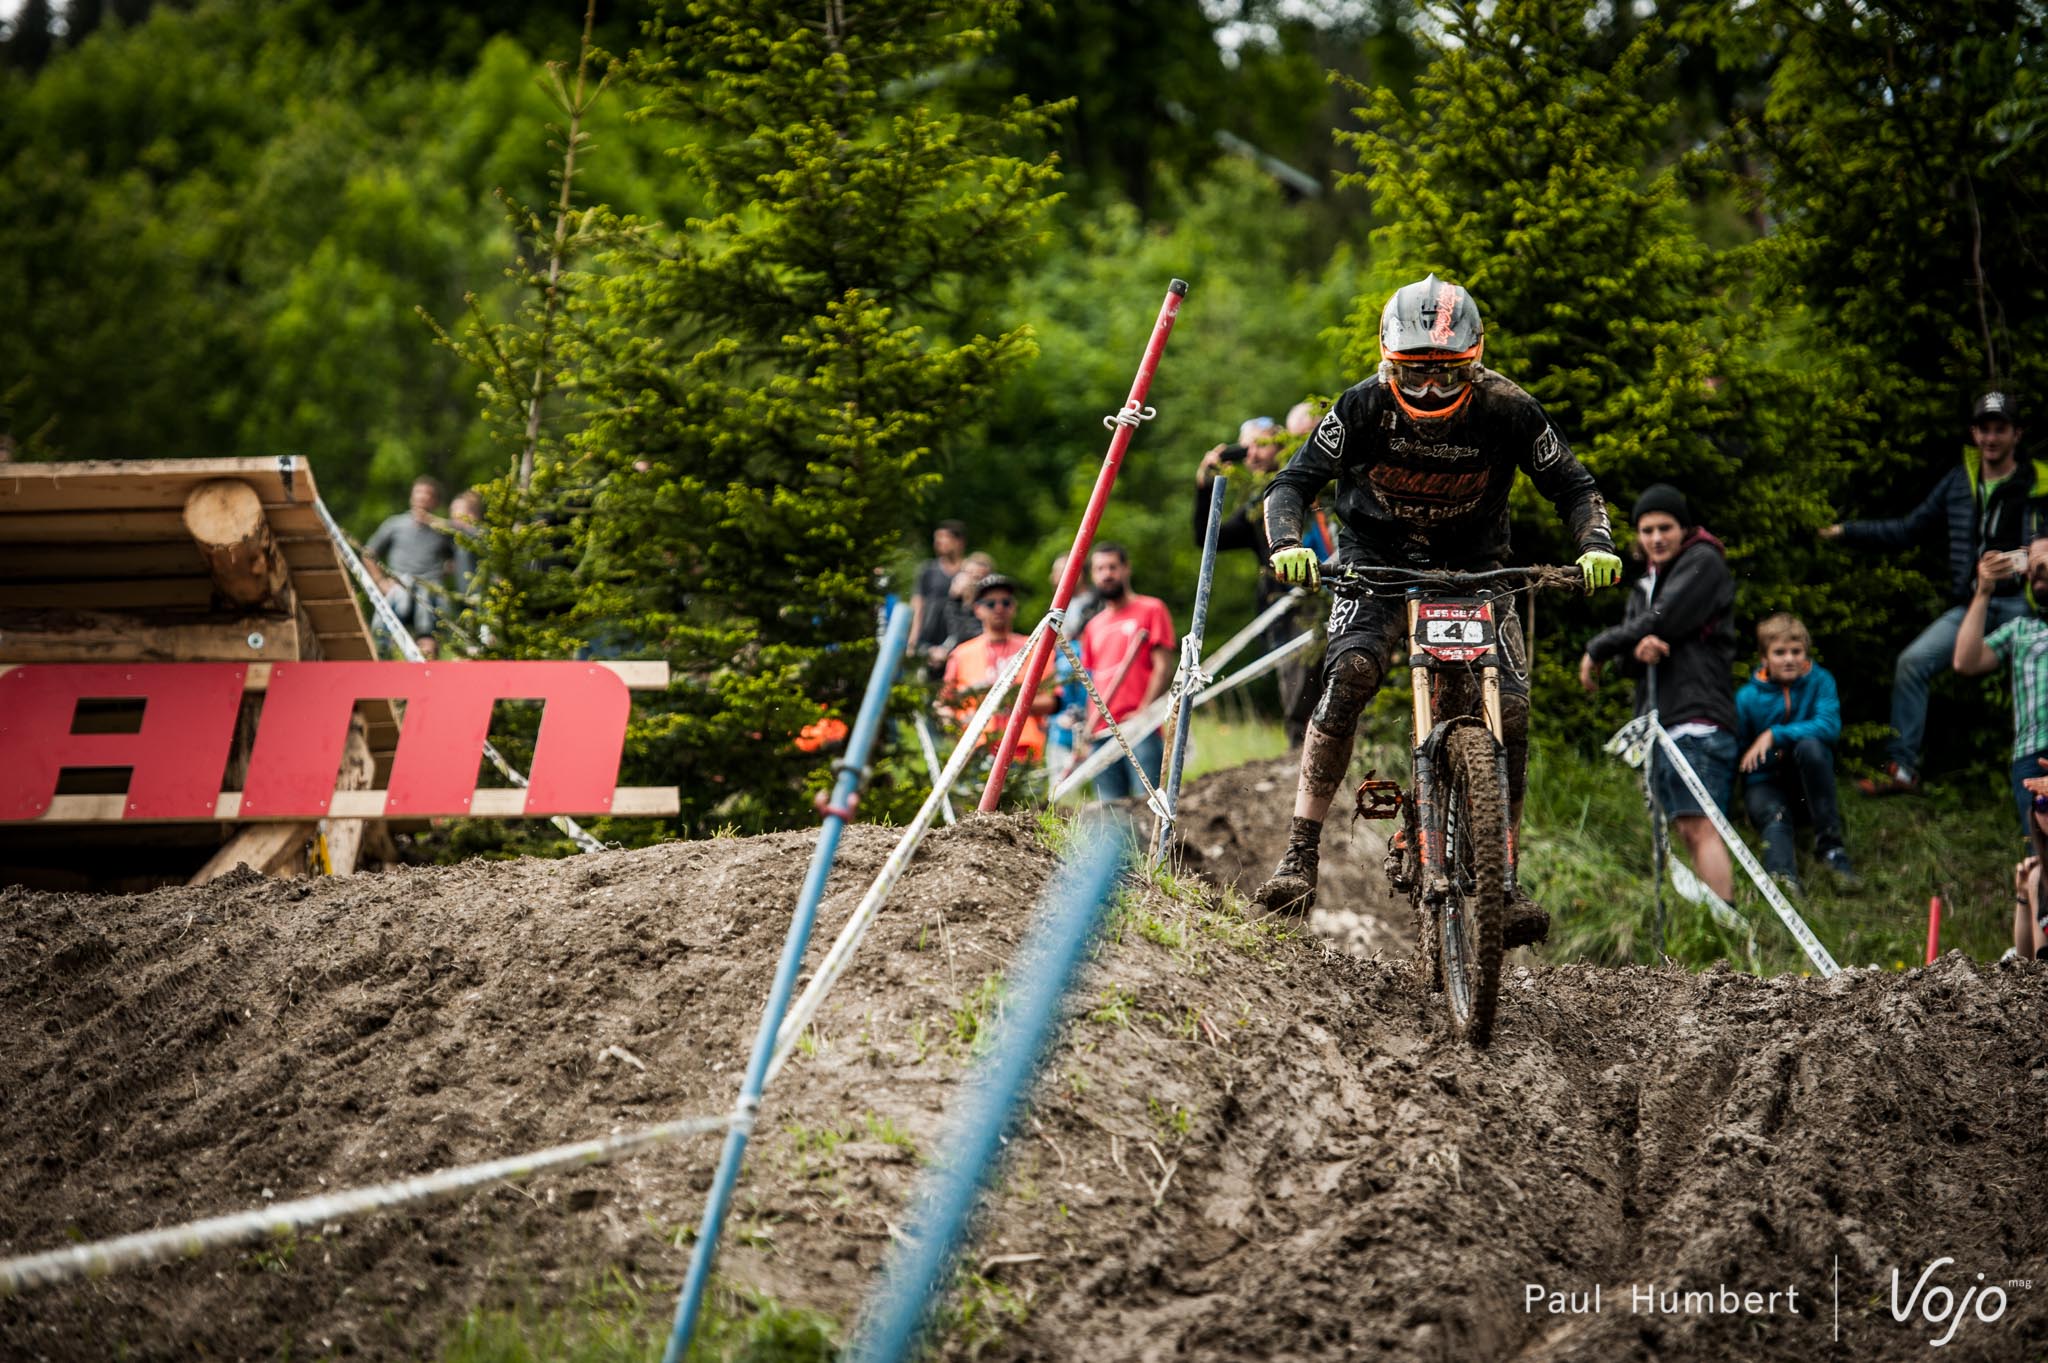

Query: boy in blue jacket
left=1736, top=612, right=1858, bottom=893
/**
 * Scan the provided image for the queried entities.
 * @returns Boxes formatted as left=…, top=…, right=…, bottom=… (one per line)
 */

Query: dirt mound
left=1171, top=755, right=1408, bottom=958
left=3, top=786, right=2046, bottom=1362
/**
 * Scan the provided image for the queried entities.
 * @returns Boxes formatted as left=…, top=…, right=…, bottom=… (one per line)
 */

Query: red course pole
left=977, top=278, right=1189, bottom=812
left=1925, top=895, right=1942, bottom=965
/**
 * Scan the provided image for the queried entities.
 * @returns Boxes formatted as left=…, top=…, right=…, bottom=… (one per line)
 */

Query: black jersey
left=1264, top=368, right=1614, bottom=567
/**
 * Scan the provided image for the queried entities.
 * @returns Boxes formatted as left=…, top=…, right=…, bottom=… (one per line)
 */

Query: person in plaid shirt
left=1954, top=537, right=2048, bottom=837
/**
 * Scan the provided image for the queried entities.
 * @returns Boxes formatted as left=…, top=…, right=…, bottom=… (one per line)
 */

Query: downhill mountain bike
left=1336, top=564, right=1586, bottom=1045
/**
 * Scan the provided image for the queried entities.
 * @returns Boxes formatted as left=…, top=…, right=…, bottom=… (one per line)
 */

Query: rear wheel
left=1436, top=725, right=1507, bottom=1046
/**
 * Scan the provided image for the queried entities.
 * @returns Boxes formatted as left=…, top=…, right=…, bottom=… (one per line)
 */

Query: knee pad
left=1313, top=651, right=1382, bottom=738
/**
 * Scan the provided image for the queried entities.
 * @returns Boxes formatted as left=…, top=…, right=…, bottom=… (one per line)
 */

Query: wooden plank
left=0, top=510, right=192, bottom=542
left=0, top=579, right=215, bottom=610
left=322, top=714, right=378, bottom=877
left=188, top=822, right=315, bottom=884
left=0, top=609, right=299, bottom=663
left=261, top=503, right=325, bottom=536
left=0, top=541, right=207, bottom=580
left=28, top=786, right=679, bottom=823
left=314, top=633, right=376, bottom=660
left=292, top=568, right=348, bottom=600
left=278, top=538, right=338, bottom=570
left=0, top=458, right=315, bottom=513
left=303, top=598, right=366, bottom=635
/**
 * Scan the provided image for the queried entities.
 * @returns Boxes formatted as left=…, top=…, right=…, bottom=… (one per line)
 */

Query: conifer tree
left=469, top=0, right=1064, bottom=837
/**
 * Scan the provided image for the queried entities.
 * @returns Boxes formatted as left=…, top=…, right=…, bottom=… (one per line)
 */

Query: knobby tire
left=1438, top=725, right=1507, bottom=1046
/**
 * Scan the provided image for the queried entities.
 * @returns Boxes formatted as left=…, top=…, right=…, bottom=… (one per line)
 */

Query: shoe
left=1820, top=846, right=1861, bottom=887
left=1254, top=843, right=1319, bottom=917
left=1856, top=762, right=1920, bottom=796
left=1503, top=886, right=1550, bottom=948
left=1771, top=872, right=1805, bottom=899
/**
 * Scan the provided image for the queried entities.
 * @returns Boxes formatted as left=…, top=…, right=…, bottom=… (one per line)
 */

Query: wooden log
left=182, top=479, right=291, bottom=610
left=0, top=608, right=299, bottom=663
left=188, top=821, right=316, bottom=884
left=321, top=713, right=376, bottom=876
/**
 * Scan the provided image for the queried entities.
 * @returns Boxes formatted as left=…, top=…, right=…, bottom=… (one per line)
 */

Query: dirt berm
left=2, top=761, right=2045, bottom=1362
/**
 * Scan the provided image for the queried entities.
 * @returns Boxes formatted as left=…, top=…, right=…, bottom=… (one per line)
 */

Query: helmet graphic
left=1378, top=274, right=1484, bottom=420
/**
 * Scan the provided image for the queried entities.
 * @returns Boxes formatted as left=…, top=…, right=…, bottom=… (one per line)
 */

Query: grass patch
left=440, top=1271, right=837, bottom=1363
left=1181, top=704, right=1291, bottom=782
left=1518, top=736, right=2019, bottom=972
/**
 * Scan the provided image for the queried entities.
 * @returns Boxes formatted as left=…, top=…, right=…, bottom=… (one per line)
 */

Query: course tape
left=0, top=1113, right=730, bottom=1296
left=765, top=616, right=1051, bottom=1083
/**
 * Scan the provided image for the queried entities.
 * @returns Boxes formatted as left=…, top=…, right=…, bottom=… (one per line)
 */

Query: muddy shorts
left=1323, top=587, right=1530, bottom=721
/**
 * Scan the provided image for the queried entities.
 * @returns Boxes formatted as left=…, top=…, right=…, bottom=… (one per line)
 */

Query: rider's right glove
left=1577, top=549, right=1623, bottom=590
left=1269, top=545, right=1321, bottom=591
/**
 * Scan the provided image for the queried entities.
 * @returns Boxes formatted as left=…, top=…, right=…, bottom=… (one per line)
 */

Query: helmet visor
left=1386, top=355, right=1479, bottom=398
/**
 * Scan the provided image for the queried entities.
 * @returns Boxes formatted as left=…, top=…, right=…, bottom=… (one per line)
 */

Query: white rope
left=1606, top=713, right=1840, bottom=977
left=765, top=616, right=1052, bottom=1083
left=312, top=498, right=606, bottom=854
left=1053, top=629, right=1315, bottom=800
left=1101, top=401, right=1158, bottom=431
left=1055, top=634, right=1168, bottom=818
left=0, top=1113, right=730, bottom=1296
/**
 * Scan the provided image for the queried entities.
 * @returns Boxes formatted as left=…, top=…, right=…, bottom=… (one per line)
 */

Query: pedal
left=1354, top=769, right=1404, bottom=820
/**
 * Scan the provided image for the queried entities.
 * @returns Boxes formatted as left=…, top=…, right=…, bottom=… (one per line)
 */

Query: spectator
left=447, top=488, right=484, bottom=597
left=1581, top=484, right=1740, bottom=904
left=910, top=520, right=968, bottom=664
left=1735, top=612, right=1856, bottom=895
left=1078, top=543, right=1176, bottom=800
left=1821, top=390, right=2040, bottom=794
left=1192, top=414, right=1331, bottom=747
left=1951, top=537, right=2048, bottom=837
left=940, top=574, right=1056, bottom=758
left=1045, top=551, right=1099, bottom=781
left=1049, top=550, right=1103, bottom=640
left=2013, top=839, right=2048, bottom=961
left=364, top=475, right=455, bottom=660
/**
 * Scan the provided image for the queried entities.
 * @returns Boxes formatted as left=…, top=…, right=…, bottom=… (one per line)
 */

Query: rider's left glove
left=1577, top=550, right=1623, bottom=590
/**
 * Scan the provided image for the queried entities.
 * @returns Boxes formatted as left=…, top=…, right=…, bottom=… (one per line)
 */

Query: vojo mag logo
left=1889, top=1257, right=2022, bottom=1349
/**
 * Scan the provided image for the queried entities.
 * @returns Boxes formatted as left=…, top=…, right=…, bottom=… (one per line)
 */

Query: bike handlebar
left=1323, top=564, right=1587, bottom=597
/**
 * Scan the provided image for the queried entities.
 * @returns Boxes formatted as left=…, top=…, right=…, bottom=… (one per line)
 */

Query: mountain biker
left=1252, top=275, right=1623, bottom=946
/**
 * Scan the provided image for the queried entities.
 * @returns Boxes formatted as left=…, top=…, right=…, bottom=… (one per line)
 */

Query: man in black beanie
left=1581, top=484, right=1740, bottom=904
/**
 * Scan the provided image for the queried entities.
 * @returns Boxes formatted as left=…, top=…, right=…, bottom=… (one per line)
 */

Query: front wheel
left=1436, top=725, right=1507, bottom=1046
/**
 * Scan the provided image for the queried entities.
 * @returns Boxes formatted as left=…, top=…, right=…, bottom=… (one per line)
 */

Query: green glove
left=1269, top=546, right=1321, bottom=590
left=1578, top=549, right=1623, bottom=590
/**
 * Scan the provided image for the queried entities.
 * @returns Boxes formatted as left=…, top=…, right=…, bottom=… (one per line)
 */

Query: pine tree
left=469, top=0, right=1064, bottom=837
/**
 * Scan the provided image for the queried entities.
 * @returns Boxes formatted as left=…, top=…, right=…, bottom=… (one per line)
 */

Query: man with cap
left=1253, top=275, right=1623, bottom=939
left=1821, top=390, right=2041, bottom=794
left=1581, top=484, right=1740, bottom=904
left=940, top=573, right=1057, bottom=760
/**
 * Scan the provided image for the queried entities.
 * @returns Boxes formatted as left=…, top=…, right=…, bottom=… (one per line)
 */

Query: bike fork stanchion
left=662, top=604, right=912, bottom=1363
left=1154, top=476, right=1226, bottom=863
left=978, top=279, right=1189, bottom=812
left=844, top=828, right=1130, bottom=1363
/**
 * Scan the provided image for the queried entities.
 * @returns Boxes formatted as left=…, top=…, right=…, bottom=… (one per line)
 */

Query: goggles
left=1385, top=354, right=1480, bottom=396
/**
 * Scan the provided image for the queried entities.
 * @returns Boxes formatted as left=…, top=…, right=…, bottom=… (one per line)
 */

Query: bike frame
left=1399, top=591, right=1516, bottom=906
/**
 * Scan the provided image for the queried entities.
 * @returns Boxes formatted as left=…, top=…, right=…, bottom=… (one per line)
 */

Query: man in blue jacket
left=1821, top=390, right=2038, bottom=793
left=1735, top=613, right=1856, bottom=894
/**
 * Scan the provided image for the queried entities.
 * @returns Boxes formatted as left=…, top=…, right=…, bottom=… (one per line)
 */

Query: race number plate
left=1414, top=600, right=1494, bottom=664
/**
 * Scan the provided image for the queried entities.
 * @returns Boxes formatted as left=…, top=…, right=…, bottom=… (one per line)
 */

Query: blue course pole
left=1154, top=475, right=1227, bottom=861
left=662, top=602, right=913, bottom=1363
left=844, top=826, right=1129, bottom=1363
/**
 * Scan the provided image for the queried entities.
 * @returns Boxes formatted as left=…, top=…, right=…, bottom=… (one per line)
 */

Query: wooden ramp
left=0, top=457, right=402, bottom=887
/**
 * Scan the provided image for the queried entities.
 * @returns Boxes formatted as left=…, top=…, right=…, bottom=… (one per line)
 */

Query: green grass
left=1180, top=700, right=1292, bottom=782
left=440, top=1271, right=837, bottom=1363
left=1518, top=737, right=2020, bottom=972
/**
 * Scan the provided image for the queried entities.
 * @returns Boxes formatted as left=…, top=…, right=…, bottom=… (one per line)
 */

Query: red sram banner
left=0, top=662, right=679, bottom=823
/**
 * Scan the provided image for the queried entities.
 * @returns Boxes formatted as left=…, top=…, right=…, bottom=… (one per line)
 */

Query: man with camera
left=1820, top=390, right=2041, bottom=795
left=1194, top=415, right=1329, bottom=745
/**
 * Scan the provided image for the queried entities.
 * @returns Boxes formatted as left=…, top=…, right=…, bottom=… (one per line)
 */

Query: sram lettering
left=0, top=662, right=675, bottom=821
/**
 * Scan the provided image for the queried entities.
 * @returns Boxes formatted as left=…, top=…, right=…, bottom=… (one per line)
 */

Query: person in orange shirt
left=940, top=575, right=1056, bottom=759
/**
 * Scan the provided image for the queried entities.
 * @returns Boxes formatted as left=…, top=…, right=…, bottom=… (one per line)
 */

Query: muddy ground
left=2, top=763, right=2046, bottom=1362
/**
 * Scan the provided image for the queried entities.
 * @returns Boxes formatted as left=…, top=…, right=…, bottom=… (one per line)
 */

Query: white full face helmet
left=1378, top=274, right=1485, bottom=420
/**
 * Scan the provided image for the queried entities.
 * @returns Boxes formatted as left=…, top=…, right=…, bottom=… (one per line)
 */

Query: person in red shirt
left=1077, top=543, right=1176, bottom=800
left=941, top=575, right=1055, bottom=758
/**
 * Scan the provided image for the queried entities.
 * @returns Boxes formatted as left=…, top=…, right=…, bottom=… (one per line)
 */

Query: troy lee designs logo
left=1892, top=1258, right=2010, bottom=1348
